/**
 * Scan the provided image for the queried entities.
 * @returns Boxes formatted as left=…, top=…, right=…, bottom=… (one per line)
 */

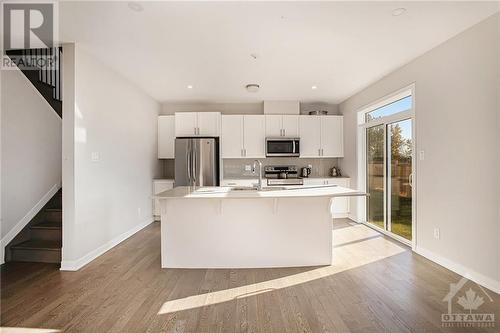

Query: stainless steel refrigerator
left=175, top=138, right=219, bottom=186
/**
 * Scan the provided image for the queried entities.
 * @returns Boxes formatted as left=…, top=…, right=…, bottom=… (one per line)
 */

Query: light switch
left=419, top=150, right=425, bottom=161
left=91, top=152, right=100, bottom=162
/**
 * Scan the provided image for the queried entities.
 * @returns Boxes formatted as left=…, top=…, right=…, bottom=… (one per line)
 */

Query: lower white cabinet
left=303, top=177, right=350, bottom=217
left=153, top=179, right=175, bottom=220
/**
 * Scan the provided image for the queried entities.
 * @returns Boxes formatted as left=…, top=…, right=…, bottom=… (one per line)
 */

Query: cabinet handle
left=244, top=149, right=247, bottom=156
left=318, top=149, right=321, bottom=156
left=283, top=129, right=286, bottom=136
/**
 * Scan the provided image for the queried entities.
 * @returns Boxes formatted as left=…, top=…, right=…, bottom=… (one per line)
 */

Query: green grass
left=367, top=191, right=412, bottom=240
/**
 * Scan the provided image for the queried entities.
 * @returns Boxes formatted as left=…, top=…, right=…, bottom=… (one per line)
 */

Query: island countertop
left=155, top=185, right=366, bottom=199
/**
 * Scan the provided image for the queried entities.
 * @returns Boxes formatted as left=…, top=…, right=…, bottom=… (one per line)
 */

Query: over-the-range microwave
left=266, top=138, right=300, bottom=157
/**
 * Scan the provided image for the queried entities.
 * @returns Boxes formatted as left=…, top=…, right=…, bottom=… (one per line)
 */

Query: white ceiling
left=59, top=1, right=499, bottom=104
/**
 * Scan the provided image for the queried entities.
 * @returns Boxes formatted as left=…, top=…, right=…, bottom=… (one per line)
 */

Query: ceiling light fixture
left=392, top=8, right=406, bottom=16
left=311, top=85, right=318, bottom=90
left=246, top=84, right=260, bottom=93
left=127, top=2, right=144, bottom=12
left=187, top=85, right=193, bottom=89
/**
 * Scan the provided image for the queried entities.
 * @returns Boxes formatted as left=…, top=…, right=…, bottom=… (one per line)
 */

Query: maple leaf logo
left=457, top=288, right=484, bottom=313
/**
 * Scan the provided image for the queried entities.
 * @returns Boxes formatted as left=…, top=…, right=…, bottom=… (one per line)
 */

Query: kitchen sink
left=230, top=186, right=286, bottom=191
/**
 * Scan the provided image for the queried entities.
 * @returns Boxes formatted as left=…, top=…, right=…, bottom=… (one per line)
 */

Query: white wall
left=340, top=14, right=500, bottom=291
left=61, top=44, right=161, bottom=270
left=161, top=102, right=339, bottom=115
left=1, top=68, right=62, bottom=263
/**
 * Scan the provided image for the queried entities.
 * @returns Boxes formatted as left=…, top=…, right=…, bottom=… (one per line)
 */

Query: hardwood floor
left=1, top=219, right=499, bottom=332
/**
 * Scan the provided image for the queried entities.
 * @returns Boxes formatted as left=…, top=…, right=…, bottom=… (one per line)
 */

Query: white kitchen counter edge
left=155, top=185, right=366, bottom=199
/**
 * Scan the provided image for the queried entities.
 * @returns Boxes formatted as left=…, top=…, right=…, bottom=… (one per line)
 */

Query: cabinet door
left=158, top=116, right=175, bottom=158
left=221, top=115, right=243, bottom=158
left=198, top=112, right=221, bottom=136
left=321, top=116, right=344, bottom=157
left=303, top=178, right=326, bottom=186
left=243, top=115, right=266, bottom=158
left=282, top=115, right=299, bottom=137
left=175, top=113, right=197, bottom=137
left=265, top=115, right=283, bottom=137
left=327, top=178, right=350, bottom=216
left=153, top=180, right=174, bottom=218
left=299, top=116, right=321, bottom=157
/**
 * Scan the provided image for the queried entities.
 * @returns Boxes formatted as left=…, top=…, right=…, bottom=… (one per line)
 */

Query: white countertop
left=155, top=185, right=365, bottom=199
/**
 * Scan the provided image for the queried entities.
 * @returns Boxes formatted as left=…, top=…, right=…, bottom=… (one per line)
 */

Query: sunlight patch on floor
left=158, top=223, right=407, bottom=314
left=0, top=328, right=60, bottom=333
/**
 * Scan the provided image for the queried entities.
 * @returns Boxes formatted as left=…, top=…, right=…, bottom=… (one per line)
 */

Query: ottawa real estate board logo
left=1, top=1, right=58, bottom=70
left=442, top=277, right=495, bottom=328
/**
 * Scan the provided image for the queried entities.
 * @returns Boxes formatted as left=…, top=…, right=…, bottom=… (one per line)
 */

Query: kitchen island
left=156, top=185, right=365, bottom=269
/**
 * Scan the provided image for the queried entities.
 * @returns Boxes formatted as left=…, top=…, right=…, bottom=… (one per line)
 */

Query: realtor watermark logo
left=1, top=1, right=58, bottom=70
left=442, top=277, right=495, bottom=328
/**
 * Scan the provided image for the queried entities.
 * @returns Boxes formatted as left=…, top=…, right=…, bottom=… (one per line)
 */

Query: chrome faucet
left=252, top=160, right=263, bottom=190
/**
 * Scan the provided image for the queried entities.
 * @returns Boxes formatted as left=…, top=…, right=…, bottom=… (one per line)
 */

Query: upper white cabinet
left=321, top=116, right=343, bottom=157
left=265, top=115, right=299, bottom=137
left=158, top=116, right=175, bottom=158
left=175, top=112, right=221, bottom=137
left=221, top=115, right=243, bottom=158
left=299, top=116, right=321, bottom=157
left=198, top=112, right=221, bottom=136
left=175, top=112, right=198, bottom=137
left=243, top=115, right=266, bottom=157
left=221, top=115, right=265, bottom=158
left=299, top=115, right=343, bottom=157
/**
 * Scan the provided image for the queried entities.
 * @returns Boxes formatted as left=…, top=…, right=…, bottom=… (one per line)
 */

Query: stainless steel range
left=264, top=165, right=304, bottom=186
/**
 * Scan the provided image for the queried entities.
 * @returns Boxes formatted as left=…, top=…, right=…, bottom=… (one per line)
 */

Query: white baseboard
left=1, top=183, right=61, bottom=265
left=415, top=246, right=500, bottom=294
left=60, top=219, right=153, bottom=271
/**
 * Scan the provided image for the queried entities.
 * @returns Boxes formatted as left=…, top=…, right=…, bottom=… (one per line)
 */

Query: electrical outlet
left=137, top=207, right=142, bottom=217
left=433, top=227, right=440, bottom=240
left=419, top=150, right=425, bottom=161
left=91, top=152, right=100, bottom=162
left=244, top=165, right=252, bottom=172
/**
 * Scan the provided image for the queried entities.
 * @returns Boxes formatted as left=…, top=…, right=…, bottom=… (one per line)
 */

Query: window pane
left=366, top=95, right=412, bottom=122
left=389, top=119, right=412, bottom=240
left=366, top=124, right=384, bottom=229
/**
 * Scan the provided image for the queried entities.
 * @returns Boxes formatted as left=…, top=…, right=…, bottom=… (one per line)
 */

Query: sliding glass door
left=364, top=92, right=414, bottom=243
left=388, top=119, right=413, bottom=240
left=366, top=125, right=385, bottom=230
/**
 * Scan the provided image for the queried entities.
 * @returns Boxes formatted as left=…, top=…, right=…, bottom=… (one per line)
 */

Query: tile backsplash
left=160, top=157, right=342, bottom=180
left=223, top=158, right=339, bottom=179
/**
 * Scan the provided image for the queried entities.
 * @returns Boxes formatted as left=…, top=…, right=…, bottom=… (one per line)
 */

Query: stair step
left=30, top=222, right=61, bottom=241
left=31, top=221, right=61, bottom=230
left=12, top=240, right=61, bottom=250
left=44, top=209, right=62, bottom=223
left=10, top=248, right=61, bottom=264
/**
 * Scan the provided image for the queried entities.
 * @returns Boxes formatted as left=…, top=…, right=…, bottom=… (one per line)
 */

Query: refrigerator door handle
left=192, top=144, right=197, bottom=184
left=186, top=142, right=191, bottom=184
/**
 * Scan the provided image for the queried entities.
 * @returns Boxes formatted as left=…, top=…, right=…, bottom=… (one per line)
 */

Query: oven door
left=266, top=138, right=300, bottom=157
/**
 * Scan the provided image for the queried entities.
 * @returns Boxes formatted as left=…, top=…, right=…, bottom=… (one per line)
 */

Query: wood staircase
left=6, top=190, right=62, bottom=264
left=4, top=48, right=63, bottom=265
